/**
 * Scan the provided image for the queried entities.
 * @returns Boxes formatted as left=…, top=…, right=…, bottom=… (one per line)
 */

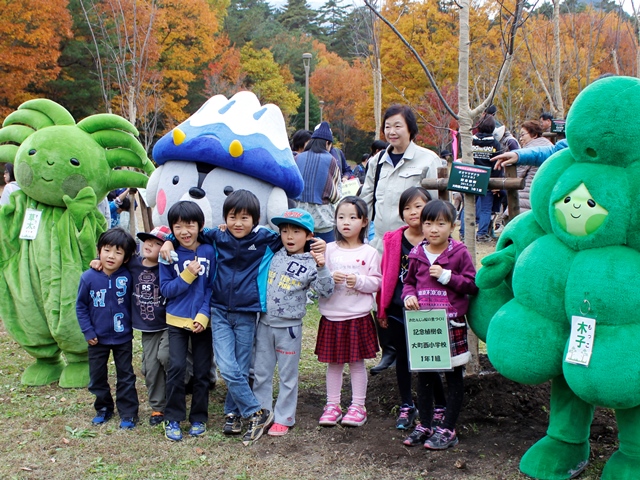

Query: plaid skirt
left=450, top=319, right=468, bottom=359
left=315, top=314, right=379, bottom=364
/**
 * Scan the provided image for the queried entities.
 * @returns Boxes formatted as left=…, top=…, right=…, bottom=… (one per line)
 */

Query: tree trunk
left=552, top=0, right=564, bottom=118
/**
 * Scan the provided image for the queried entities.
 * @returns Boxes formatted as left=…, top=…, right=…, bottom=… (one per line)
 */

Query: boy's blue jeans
left=210, top=307, right=261, bottom=418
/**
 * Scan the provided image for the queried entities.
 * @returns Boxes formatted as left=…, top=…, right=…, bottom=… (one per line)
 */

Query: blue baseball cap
left=271, top=208, right=315, bottom=233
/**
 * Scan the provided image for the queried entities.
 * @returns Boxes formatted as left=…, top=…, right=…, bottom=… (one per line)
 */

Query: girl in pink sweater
left=315, top=196, right=381, bottom=427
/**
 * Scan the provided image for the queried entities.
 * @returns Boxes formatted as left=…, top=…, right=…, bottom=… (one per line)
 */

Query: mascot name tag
left=565, top=316, right=596, bottom=367
left=19, top=208, right=42, bottom=240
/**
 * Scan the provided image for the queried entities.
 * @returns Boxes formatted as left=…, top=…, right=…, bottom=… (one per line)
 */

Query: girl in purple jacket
left=402, top=200, right=478, bottom=450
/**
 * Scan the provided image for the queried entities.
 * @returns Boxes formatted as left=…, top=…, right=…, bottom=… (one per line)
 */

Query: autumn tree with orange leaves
left=0, top=0, right=72, bottom=118
left=79, top=0, right=225, bottom=149
left=310, top=42, right=369, bottom=155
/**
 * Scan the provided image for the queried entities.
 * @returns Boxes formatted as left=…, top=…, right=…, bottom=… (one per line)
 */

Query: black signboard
left=447, top=162, right=492, bottom=195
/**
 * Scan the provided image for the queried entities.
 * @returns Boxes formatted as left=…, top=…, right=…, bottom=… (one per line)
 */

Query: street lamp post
left=319, top=100, right=325, bottom=123
left=302, top=53, right=312, bottom=131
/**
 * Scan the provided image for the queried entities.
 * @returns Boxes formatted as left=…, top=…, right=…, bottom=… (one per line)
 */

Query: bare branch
left=363, top=0, right=458, bottom=120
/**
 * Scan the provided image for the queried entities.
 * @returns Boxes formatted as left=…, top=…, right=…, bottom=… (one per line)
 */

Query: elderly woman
left=359, top=105, right=440, bottom=374
left=517, top=120, right=553, bottom=212
left=293, top=121, right=342, bottom=242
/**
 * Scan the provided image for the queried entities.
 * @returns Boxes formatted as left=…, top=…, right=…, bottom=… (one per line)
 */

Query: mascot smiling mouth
left=554, top=183, right=608, bottom=236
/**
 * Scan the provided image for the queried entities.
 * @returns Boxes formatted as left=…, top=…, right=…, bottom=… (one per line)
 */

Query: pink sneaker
left=341, top=404, right=367, bottom=427
left=267, top=422, right=289, bottom=436
left=319, top=403, right=343, bottom=426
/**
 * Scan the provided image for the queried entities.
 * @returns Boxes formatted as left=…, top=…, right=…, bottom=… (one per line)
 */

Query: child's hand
left=345, top=273, right=357, bottom=288
left=187, top=256, right=201, bottom=276
left=310, top=251, right=325, bottom=267
left=88, top=338, right=98, bottom=346
left=429, top=265, right=444, bottom=279
left=90, top=259, right=103, bottom=271
left=404, top=296, right=420, bottom=310
left=379, top=317, right=388, bottom=328
left=333, top=271, right=346, bottom=284
left=218, top=224, right=227, bottom=231
left=309, top=237, right=326, bottom=254
left=193, top=321, right=204, bottom=333
left=159, top=240, right=175, bottom=262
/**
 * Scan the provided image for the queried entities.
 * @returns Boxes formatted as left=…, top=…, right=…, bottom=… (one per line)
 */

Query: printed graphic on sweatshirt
left=134, top=270, right=163, bottom=322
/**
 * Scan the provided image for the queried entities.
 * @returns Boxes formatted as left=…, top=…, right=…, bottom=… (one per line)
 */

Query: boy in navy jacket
left=76, top=228, right=139, bottom=429
left=161, top=190, right=282, bottom=445
left=160, top=202, right=215, bottom=442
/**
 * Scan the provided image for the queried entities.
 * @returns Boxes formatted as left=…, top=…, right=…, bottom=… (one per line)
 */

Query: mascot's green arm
left=475, top=244, right=517, bottom=290
left=0, top=191, right=28, bottom=268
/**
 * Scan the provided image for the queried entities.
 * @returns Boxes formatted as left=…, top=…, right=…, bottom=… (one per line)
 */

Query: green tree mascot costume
left=0, top=99, right=155, bottom=388
left=468, top=75, right=640, bottom=480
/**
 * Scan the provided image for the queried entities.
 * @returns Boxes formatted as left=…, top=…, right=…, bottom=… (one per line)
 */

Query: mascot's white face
left=147, top=91, right=303, bottom=231
left=145, top=161, right=288, bottom=229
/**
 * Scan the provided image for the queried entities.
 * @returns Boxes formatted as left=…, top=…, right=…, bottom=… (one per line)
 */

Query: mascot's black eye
left=29, top=149, right=36, bottom=155
left=172, top=176, right=179, bottom=185
left=224, top=186, right=234, bottom=196
left=70, top=158, right=80, bottom=166
left=587, top=199, right=596, bottom=208
left=564, top=197, right=571, bottom=203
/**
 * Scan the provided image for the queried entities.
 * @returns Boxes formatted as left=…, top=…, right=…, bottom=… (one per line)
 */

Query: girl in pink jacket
left=377, top=187, right=447, bottom=432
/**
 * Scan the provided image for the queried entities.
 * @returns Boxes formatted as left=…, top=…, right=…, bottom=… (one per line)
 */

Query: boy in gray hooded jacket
left=252, top=209, right=334, bottom=436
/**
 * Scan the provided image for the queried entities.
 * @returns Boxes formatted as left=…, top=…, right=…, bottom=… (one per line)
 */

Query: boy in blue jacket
left=76, top=228, right=139, bottom=429
left=160, top=201, right=215, bottom=442
left=162, top=190, right=285, bottom=445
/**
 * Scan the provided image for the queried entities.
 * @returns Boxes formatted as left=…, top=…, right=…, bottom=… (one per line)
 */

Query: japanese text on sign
left=404, top=309, right=452, bottom=371
left=565, top=315, right=596, bottom=367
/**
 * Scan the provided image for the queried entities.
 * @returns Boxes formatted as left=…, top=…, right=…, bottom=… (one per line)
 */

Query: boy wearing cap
left=252, top=208, right=334, bottom=436
left=131, top=225, right=172, bottom=426
left=90, top=225, right=172, bottom=426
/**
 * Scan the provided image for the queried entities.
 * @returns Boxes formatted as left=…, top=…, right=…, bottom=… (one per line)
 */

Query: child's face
left=172, top=219, right=202, bottom=250
left=280, top=224, right=313, bottom=255
left=336, top=203, right=365, bottom=241
left=422, top=216, right=455, bottom=248
left=226, top=209, right=254, bottom=239
left=142, top=238, right=163, bottom=263
left=99, top=244, right=126, bottom=275
left=402, top=195, right=428, bottom=229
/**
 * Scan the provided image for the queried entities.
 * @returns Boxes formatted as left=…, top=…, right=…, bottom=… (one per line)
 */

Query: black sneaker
left=395, top=404, right=418, bottom=430
left=476, top=234, right=494, bottom=243
left=223, top=413, right=243, bottom=435
left=149, top=411, right=165, bottom=426
left=92, top=408, right=114, bottom=425
left=403, top=423, right=432, bottom=447
left=242, top=409, right=273, bottom=445
left=424, top=427, right=459, bottom=450
left=432, top=407, right=446, bottom=428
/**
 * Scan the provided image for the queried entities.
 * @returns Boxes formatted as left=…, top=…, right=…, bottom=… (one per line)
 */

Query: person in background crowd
left=354, top=154, right=370, bottom=184
left=0, top=163, right=20, bottom=206
left=539, top=112, right=553, bottom=133
left=291, top=130, right=312, bottom=157
left=459, top=115, right=503, bottom=243
left=295, top=122, right=342, bottom=242
left=313, top=123, right=353, bottom=179
left=516, top=120, right=553, bottom=213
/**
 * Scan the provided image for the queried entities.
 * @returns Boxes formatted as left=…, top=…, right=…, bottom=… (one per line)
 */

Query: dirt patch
left=253, top=355, right=618, bottom=479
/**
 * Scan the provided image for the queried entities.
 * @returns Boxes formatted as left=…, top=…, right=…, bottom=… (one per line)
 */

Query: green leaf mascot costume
left=468, top=76, right=640, bottom=479
left=0, top=99, right=154, bottom=388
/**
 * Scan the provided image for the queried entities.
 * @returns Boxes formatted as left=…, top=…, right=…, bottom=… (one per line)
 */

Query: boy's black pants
left=88, top=341, right=139, bottom=417
left=165, top=326, right=213, bottom=424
